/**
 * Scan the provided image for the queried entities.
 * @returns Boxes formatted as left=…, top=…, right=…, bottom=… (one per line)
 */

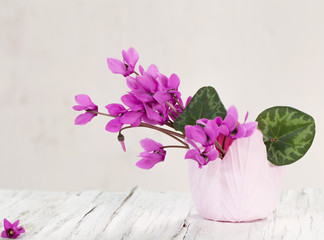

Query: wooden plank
left=70, top=186, right=138, bottom=239
left=176, top=189, right=324, bottom=240
left=0, top=189, right=323, bottom=239
left=98, top=189, right=193, bottom=240
left=259, top=189, right=324, bottom=240
left=0, top=188, right=135, bottom=240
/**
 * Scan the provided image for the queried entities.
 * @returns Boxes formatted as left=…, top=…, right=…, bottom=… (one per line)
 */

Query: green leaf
left=256, top=106, right=315, bottom=166
left=173, top=86, right=227, bottom=133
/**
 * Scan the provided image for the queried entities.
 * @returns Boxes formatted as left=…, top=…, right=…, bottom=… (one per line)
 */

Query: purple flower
left=153, top=73, right=181, bottom=103
left=107, top=47, right=139, bottom=77
left=136, top=138, right=166, bottom=169
left=1, top=219, right=25, bottom=239
left=185, top=125, right=208, bottom=147
left=123, top=64, right=185, bottom=124
left=105, top=104, right=143, bottom=133
left=222, top=105, right=238, bottom=133
left=234, top=112, right=258, bottom=139
left=184, top=105, right=258, bottom=167
left=185, top=146, right=219, bottom=168
left=73, top=94, right=98, bottom=125
left=224, top=105, right=258, bottom=139
left=106, top=48, right=186, bottom=127
left=184, top=124, right=219, bottom=168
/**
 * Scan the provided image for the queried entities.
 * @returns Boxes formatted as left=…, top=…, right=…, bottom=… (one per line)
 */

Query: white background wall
left=1, top=0, right=323, bottom=192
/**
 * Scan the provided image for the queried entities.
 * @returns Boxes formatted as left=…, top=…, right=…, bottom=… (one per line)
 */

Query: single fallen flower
left=1, top=219, right=25, bottom=239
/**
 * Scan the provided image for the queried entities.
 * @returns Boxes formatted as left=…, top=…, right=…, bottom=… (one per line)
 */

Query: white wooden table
left=0, top=188, right=323, bottom=240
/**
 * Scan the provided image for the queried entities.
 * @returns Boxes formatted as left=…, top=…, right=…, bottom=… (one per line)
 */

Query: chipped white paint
left=0, top=188, right=323, bottom=239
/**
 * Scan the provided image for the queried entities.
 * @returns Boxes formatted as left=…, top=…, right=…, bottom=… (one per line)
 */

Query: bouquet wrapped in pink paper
left=73, top=47, right=315, bottom=222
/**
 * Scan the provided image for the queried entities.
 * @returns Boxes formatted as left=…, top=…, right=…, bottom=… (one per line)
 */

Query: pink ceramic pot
left=188, top=130, right=284, bottom=222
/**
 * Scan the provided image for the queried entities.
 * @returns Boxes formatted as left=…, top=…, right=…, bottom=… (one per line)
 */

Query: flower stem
left=169, top=111, right=177, bottom=120
left=166, top=102, right=180, bottom=116
left=175, top=98, right=184, bottom=111
left=214, top=140, right=226, bottom=157
left=87, top=110, right=115, bottom=118
left=222, top=136, right=227, bottom=149
left=140, top=122, right=185, bottom=138
left=120, top=125, right=188, bottom=147
left=88, top=109, right=187, bottom=146
left=161, top=145, right=189, bottom=149
left=164, top=121, right=174, bottom=128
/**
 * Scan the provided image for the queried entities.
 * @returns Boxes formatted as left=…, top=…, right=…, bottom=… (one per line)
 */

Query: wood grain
left=0, top=188, right=323, bottom=239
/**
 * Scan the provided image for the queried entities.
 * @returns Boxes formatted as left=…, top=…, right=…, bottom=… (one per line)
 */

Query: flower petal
left=140, top=138, right=163, bottom=152
left=222, top=114, right=237, bottom=133
left=12, top=220, right=19, bottom=228
left=185, top=149, right=200, bottom=160
left=4, top=219, right=11, bottom=229
left=105, top=118, right=123, bottom=132
left=185, top=150, right=205, bottom=168
left=1, top=230, right=7, bottom=238
left=242, top=121, right=258, bottom=137
left=158, top=74, right=169, bottom=89
left=75, top=94, right=94, bottom=106
left=120, top=140, right=126, bottom=152
left=227, top=105, right=239, bottom=122
left=144, top=104, right=163, bottom=123
left=136, top=157, right=162, bottom=169
left=105, top=103, right=126, bottom=116
left=146, top=64, right=159, bottom=78
left=107, top=58, right=127, bottom=75
left=215, top=116, right=223, bottom=125
left=131, top=89, right=154, bottom=103
left=204, top=121, right=220, bottom=143
left=235, top=124, right=246, bottom=139
left=244, top=111, right=249, bottom=122
left=152, top=102, right=167, bottom=115
left=153, top=91, right=172, bottom=105
left=185, top=125, right=207, bottom=145
left=139, top=151, right=165, bottom=161
left=121, top=93, right=143, bottom=110
left=122, top=47, right=139, bottom=68
left=120, top=111, right=143, bottom=125
left=72, top=105, right=87, bottom=111
left=75, top=112, right=96, bottom=125
left=185, top=96, right=192, bottom=107
left=205, top=149, right=219, bottom=162
left=137, top=74, right=157, bottom=93
left=139, top=65, right=144, bottom=75
left=185, top=138, right=200, bottom=151
left=168, top=74, right=180, bottom=90
left=130, top=115, right=142, bottom=127
left=219, top=125, right=229, bottom=135
left=196, top=118, right=209, bottom=126
left=126, top=76, right=139, bottom=90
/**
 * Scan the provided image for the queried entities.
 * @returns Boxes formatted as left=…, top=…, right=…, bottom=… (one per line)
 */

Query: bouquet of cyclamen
left=73, top=47, right=315, bottom=169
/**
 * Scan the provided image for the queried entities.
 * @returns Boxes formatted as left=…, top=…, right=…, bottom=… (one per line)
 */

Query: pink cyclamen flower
left=185, top=145, right=219, bottom=169
left=184, top=125, right=219, bottom=168
left=1, top=219, right=25, bottom=239
left=185, top=105, right=258, bottom=167
left=136, top=138, right=166, bottom=169
left=73, top=94, right=98, bottom=125
left=223, top=105, right=258, bottom=139
left=124, top=64, right=185, bottom=124
left=105, top=103, right=143, bottom=133
left=107, top=47, right=139, bottom=77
